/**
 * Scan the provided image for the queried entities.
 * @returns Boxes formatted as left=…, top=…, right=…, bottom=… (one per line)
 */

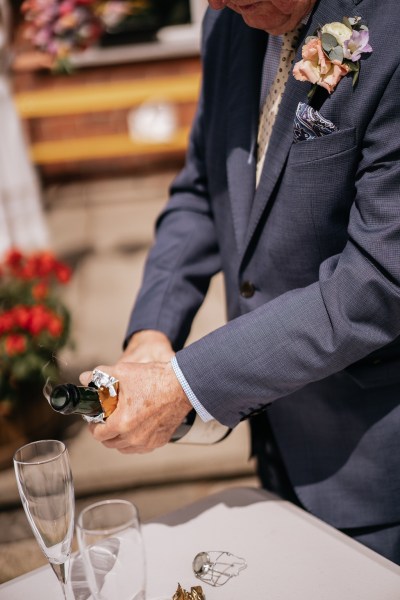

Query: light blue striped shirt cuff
left=171, top=355, right=213, bottom=422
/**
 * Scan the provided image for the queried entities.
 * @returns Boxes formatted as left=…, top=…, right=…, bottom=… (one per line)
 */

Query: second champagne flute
left=76, top=499, right=146, bottom=600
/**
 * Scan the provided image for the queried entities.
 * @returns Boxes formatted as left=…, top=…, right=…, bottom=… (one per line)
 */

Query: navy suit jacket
left=127, top=0, right=400, bottom=529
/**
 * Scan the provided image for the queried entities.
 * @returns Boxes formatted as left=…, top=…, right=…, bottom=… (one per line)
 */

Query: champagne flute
left=76, top=499, right=146, bottom=600
left=13, top=439, right=75, bottom=599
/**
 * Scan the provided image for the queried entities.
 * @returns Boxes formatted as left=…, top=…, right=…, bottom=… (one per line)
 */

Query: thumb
left=79, top=371, right=93, bottom=386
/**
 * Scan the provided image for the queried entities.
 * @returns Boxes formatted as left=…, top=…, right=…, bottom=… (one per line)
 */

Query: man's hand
left=122, top=330, right=175, bottom=364
left=79, top=360, right=192, bottom=454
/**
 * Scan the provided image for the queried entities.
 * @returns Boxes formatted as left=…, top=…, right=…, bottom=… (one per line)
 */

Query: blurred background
left=0, top=0, right=257, bottom=584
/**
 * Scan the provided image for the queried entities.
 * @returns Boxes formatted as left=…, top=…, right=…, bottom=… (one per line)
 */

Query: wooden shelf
left=15, top=73, right=201, bottom=118
left=29, top=128, right=191, bottom=164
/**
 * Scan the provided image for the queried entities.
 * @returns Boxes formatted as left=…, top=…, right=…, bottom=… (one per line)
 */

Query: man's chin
left=240, top=14, right=289, bottom=34
left=226, top=5, right=291, bottom=34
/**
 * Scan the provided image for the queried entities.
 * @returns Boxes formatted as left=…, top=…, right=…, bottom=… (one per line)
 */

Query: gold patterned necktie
left=256, top=28, right=301, bottom=186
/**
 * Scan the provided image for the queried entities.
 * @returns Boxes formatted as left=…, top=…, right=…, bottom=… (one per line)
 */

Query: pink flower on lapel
left=293, top=37, right=350, bottom=94
left=293, top=16, right=372, bottom=99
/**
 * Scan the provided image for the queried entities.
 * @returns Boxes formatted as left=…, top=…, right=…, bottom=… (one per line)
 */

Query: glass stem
left=60, top=579, right=74, bottom=600
left=51, top=559, right=74, bottom=599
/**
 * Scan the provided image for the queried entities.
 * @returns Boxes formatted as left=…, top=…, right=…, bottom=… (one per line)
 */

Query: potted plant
left=0, top=248, right=72, bottom=468
left=20, top=0, right=178, bottom=70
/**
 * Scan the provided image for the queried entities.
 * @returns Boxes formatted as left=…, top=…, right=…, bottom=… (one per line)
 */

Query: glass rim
left=76, top=499, right=140, bottom=536
left=13, top=439, right=67, bottom=465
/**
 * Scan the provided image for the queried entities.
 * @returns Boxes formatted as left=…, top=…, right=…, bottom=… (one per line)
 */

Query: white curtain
left=0, top=0, right=49, bottom=257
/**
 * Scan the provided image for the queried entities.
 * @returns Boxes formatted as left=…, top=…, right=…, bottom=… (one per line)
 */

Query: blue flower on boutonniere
left=293, top=16, right=372, bottom=99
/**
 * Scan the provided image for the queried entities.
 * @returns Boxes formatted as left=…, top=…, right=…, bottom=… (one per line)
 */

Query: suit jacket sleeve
left=175, top=61, right=400, bottom=428
left=125, top=12, right=222, bottom=351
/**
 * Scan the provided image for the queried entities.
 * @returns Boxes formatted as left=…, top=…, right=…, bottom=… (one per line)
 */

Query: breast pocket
left=289, top=127, right=357, bottom=165
left=280, top=125, right=359, bottom=260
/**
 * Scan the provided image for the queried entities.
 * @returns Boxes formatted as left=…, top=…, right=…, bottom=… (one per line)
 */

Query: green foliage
left=0, top=249, right=73, bottom=412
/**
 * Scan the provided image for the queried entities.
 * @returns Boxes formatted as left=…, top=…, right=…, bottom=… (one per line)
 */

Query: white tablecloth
left=1, top=487, right=399, bottom=599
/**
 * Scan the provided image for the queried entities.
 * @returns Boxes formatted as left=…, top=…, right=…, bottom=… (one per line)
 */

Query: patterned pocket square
left=293, top=101, right=338, bottom=143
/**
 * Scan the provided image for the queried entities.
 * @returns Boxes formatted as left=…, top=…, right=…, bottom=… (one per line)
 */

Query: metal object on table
left=192, top=550, right=247, bottom=587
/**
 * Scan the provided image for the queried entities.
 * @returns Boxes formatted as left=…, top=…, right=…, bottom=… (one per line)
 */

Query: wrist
left=166, top=361, right=192, bottom=413
left=123, top=330, right=174, bottom=363
left=126, top=329, right=171, bottom=350
left=171, top=356, right=214, bottom=422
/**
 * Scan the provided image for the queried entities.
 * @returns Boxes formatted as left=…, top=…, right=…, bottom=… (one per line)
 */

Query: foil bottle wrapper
left=172, top=583, right=205, bottom=600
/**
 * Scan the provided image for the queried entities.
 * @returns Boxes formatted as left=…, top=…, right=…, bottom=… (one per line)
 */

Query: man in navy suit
left=81, top=0, right=400, bottom=563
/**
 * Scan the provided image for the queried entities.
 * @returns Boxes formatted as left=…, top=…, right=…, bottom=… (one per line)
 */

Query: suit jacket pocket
left=293, top=102, right=338, bottom=143
left=289, top=126, right=357, bottom=165
left=345, top=357, right=400, bottom=389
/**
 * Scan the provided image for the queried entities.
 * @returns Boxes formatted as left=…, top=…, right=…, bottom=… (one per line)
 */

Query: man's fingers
left=88, top=421, right=120, bottom=443
left=100, top=434, right=157, bottom=453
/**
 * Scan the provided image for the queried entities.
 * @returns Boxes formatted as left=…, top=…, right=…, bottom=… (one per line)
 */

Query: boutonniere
left=293, top=16, right=372, bottom=99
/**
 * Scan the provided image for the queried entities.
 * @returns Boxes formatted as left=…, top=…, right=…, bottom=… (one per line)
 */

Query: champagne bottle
left=49, top=383, right=231, bottom=444
left=49, top=383, right=117, bottom=420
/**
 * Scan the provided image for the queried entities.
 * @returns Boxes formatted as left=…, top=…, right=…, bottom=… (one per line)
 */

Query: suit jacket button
left=240, top=281, right=255, bottom=298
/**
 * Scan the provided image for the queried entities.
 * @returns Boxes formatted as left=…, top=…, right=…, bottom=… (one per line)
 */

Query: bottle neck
left=50, top=383, right=102, bottom=416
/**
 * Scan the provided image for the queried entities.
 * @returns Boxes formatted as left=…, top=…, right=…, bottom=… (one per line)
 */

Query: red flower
left=19, top=256, right=38, bottom=280
left=54, top=262, right=72, bottom=284
left=0, top=311, right=15, bottom=334
left=37, top=251, right=58, bottom=277
left=29, top=304, right=50, bottom=335
left=32, top=281, right=49, bottom=300
left=5, top=248, right=23, bottom=269
left=13, top=306, right=31, bottom=330
left=5, top=334, right=27, bottom=356
left=47, top=315, right=63, bottom=337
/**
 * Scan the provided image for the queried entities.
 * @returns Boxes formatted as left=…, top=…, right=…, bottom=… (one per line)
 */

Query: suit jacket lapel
left=226, top=21, right=266, bottom=255
left=242, top=0, right=361, bottom=258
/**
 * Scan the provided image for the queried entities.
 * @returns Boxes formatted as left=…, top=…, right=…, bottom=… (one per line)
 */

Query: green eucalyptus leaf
left=352, top=66, right=360, bottom=87
left=321, top=32, right=339, bottom=52
left=346, top=60, right=359, bottom=72
left=307, top=84, right=318, bottom=101
left=329, top=46, right=344, bottom=63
